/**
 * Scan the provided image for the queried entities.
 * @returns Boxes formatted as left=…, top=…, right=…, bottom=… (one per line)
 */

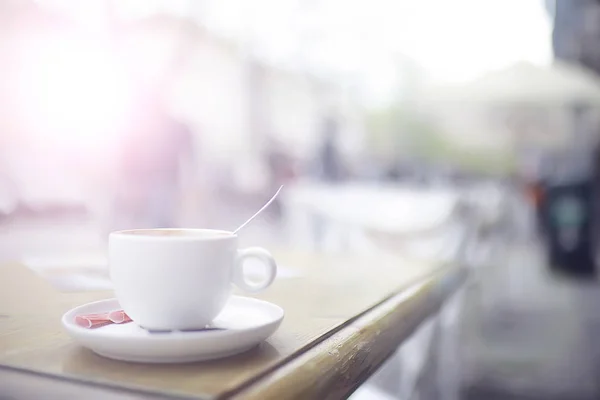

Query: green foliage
left=366, top=105, right=515, bottom=174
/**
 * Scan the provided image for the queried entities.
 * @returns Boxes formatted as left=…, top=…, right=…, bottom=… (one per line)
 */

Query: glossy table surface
left=0, top=247, right=462, bottom=399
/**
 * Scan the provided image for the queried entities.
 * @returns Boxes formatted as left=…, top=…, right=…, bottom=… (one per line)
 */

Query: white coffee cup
left=109, top=228, right=277, bottom=330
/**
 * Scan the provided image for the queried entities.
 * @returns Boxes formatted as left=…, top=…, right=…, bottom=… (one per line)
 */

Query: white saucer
left=62, top=296, right=284, bottom=363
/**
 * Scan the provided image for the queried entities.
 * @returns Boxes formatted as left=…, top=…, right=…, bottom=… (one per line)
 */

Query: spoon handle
left=233, top=185, right=283, bottom=234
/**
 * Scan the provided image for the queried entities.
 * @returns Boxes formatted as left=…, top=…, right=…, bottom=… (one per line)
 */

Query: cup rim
left=109, top=228, right=236, bottom=241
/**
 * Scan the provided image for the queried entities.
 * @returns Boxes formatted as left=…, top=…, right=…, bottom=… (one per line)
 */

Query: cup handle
left=233, top=247, right=277, bottom=293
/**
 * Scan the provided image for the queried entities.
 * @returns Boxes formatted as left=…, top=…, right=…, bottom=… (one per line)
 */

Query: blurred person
left=265, top=137, right=295, bottom=187
left=105, top=19, right=201, bottom=233
left=317, top=117, right=344, bottom=182
left=110, top=88, right=195, bottom=231
left=263, top=136, right=295, bottom=217
left=385, top=161, right=403, bottom=181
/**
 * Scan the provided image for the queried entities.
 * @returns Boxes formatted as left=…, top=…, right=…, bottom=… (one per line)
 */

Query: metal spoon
left=233, top=185, right=283, bottom=234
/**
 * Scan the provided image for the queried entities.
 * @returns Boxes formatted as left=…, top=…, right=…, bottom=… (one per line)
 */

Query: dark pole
left=549, top=0, right=600, bottom=277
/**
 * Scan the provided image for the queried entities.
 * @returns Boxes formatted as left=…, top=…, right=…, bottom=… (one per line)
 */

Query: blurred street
left=462, top=231, right=600, bottom=399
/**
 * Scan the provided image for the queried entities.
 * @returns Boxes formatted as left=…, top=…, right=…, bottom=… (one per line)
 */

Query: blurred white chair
left=283, top=182, right=476, bottom=400
left=282, top=182, right=459, bottom=257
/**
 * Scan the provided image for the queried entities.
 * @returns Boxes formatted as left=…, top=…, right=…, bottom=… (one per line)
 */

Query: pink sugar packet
left=75, top=310, right=132, bottom=329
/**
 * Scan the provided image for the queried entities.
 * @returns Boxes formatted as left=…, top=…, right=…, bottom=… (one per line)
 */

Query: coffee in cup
left=109, top=228, right=277, bottom=331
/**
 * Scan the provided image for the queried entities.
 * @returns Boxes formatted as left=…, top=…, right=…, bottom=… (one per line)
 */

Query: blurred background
left=5, top=0, right=600, bottom=398
left=0, top=0, right=556, bottom=252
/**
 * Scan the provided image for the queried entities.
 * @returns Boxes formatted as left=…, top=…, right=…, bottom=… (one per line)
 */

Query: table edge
left=223, top=266, right=468, bottom=400
left=0, top=266, right=462, bottom=400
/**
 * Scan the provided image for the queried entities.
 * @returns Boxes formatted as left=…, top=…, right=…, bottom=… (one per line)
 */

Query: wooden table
left=0, top=250, right=466, bottom=399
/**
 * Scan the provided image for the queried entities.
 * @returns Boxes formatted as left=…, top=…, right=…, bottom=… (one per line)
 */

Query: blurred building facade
left=0, top=1, right=368, bottom=213
left=551, top=0, right=600, bottom=159
left=552, top=0, right=600, bottom=72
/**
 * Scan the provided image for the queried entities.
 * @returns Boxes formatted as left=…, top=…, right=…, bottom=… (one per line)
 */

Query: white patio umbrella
left=422, top=61, right=600, bottom=105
